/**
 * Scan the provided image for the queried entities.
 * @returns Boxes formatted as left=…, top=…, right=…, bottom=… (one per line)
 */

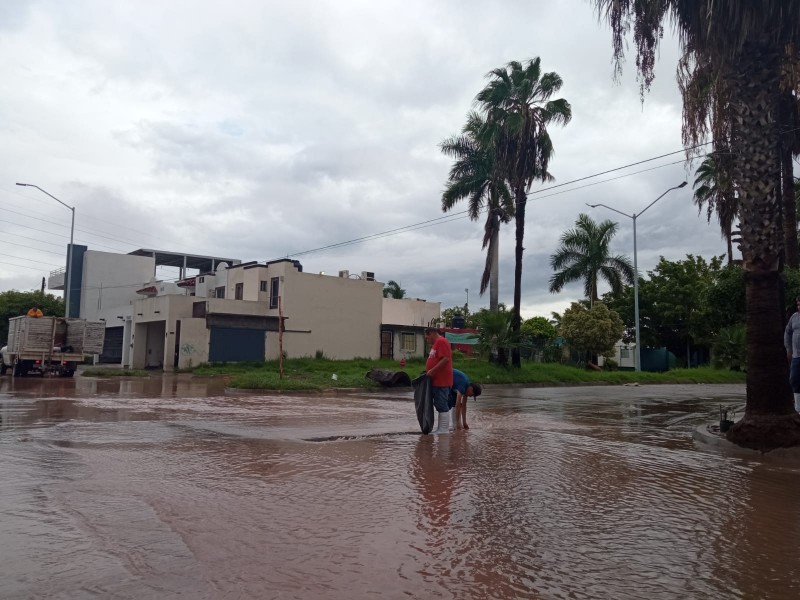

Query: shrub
left=712, top=324, right=746, bottom=371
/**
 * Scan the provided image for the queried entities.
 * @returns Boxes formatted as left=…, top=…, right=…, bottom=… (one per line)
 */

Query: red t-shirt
left=426, top=336, right=453, bottom=387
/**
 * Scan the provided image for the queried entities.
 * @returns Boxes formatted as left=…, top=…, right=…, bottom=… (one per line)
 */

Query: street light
left=16, top=183, right=75, bottom=318
left=465, top=288, right=469, bottom=310
left=586, top=181, right=687, bottom=371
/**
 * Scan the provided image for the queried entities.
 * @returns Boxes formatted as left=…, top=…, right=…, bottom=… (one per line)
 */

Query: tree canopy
left=549, top=213, right=634, bottom=304
left=0, top=290, right=65, bottom=344
left=560, top=302, right=624, bottom=360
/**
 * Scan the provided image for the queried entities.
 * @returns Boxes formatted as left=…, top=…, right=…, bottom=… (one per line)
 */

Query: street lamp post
left=465, top=288, right=469, bottom=310
left=587, top=181, right=687, bottom=372
left=16, top=183, right=75, bottom=318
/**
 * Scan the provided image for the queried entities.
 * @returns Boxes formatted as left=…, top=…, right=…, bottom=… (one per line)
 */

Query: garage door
left=208, top=327, right=265, bottom=362
left=99, top=326, right=123, bottom=363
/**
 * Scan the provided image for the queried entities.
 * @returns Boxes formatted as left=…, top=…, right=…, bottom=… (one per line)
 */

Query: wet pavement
left=1, top=375, right=798, bottom=599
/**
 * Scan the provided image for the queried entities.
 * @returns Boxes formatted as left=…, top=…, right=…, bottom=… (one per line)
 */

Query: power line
left=0, top=252, right=61, bottom=267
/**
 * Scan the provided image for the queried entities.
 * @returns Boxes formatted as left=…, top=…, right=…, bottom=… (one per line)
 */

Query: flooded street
left=1, top=376, right=798, bottom=599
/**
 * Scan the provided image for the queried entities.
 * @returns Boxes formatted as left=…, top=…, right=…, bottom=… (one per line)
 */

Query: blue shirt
left=452, top=369, right=470, bottom=394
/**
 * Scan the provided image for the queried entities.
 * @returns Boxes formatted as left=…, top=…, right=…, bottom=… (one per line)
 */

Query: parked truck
left=0, top=316, right=106, bottom=377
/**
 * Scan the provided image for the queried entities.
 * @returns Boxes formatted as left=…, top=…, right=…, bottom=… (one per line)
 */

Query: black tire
left=0, top=361, right=6, bottom=375
left=13, top=363, right=24, bottom=377
left=62, top=370, right=75, bottom=378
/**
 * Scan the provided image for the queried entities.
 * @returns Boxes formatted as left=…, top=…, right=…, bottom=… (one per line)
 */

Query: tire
left=62, top=370, right=75, bottom=378
left=13, top=363, right=24, bottom=377
left=0, top=361, right=6, bottom=376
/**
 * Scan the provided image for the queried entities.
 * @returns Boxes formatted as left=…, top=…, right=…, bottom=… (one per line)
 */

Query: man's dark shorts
left=448, top=388, right=457, bottom=410
left=432, top=386, right=450, bottom=413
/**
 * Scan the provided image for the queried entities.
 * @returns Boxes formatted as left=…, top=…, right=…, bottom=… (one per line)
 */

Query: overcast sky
left=0, top=0, right=738, bottom=318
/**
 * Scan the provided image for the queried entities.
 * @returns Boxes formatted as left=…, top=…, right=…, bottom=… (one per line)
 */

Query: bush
left=712, top=324, right=746, bottom=371
left=603, top=358, right=618, bottom=371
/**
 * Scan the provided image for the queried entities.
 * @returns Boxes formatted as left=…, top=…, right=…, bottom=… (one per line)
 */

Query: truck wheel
left=14, top=363, right=24, bottom=377
left=0, top=362, right=6, bottom=375
left=62, top=370, right=75, bottom=378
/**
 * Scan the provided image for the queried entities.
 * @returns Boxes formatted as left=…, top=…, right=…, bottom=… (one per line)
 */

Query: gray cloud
left=0, top=0, right=738, bottom=319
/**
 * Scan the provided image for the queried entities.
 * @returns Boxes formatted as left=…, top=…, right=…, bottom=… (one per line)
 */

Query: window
left=260, top=280, right=268, bottom=292
left=620, top=348, right=630, bottom=358
left=235, top=283, right=244, bottom=300
left=198, top=276, right=205, bottom=283
left=269, top=277, right=280, bottom=309
left=215, top=286, right=225, bottom=299
left=400, top=332, right=416, bottom=353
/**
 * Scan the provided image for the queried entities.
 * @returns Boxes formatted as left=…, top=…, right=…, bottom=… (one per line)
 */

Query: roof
left=128, top=249, right=241, bottom=272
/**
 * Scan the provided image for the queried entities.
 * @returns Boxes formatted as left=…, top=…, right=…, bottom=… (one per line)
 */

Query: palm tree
left=474, top=308, right=516, bottom=366
left=475, top=58, right=572, bottom=367
left=382, top=280, right=406, bottom=299
left=592, top=0, right=800, bottom=449
left=680, top=48, right=799, bottom=268
left=549, top=213, right=634, bottom=305
left=440, top=111, right=513, bottom=311
left=691, top=154, right=738, bottom=264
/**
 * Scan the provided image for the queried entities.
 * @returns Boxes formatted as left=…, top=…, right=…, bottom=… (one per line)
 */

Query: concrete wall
left=389, top=330, right=426, bottom=360
left=177, top=318, right=209, bottom=369
left=382, top=298, right=440, bottom=328
left=266, top=264, right=383, bottom=359
left=80, top=251, right=155, bottom=322
left=130, top=295, right=195, bottom=371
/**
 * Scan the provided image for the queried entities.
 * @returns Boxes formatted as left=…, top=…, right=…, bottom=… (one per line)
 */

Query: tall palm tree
left=691, top=154, right=738, bottom=264
left=592, top=0, right=800, bottom=449
left=680, top=47, right=799, bottom=268
left=440, top=111, right=513, bottom=311
left=475, top=58, right=572, bottom=367
left=549, top=213, right=634, bottom=305
left=382, top=280, right=406, bottom=299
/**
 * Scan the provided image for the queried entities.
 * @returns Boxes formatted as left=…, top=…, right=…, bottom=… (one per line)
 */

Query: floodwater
left=1, top=375, right=798, bottom=600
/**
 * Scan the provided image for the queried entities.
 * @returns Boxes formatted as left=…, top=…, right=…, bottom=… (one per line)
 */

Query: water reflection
left=3, top=379, right=799, bottom=598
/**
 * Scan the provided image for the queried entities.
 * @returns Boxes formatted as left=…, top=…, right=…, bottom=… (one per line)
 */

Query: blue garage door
left=209, top=327, right=265, bottom=362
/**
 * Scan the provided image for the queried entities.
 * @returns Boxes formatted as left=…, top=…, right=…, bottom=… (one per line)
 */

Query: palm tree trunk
left=726, top=42, right=800, bottom=450
left=725, top=224, right=734, bottom=266
left=780, top=89, right=799, bottom=268
left=511, top=188, right=526, bottom=368
left=490, top=227, right=499, bottom=312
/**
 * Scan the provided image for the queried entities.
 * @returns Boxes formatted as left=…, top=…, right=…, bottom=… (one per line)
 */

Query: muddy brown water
left=0, top=376, right=798, bottom=599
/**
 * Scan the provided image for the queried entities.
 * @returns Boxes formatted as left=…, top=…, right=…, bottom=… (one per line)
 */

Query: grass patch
left=186, top=356, right=746, bottom=390
left=81, top=368, right=150, bottom=378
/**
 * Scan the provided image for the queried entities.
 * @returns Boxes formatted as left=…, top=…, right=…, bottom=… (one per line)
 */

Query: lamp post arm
left=16, top=183, right=74, bottom=210
left=585, top=203, right=633, bottom=220
left=636, top=183, right=686, bottom=218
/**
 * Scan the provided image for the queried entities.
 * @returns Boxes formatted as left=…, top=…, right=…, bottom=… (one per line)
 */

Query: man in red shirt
left=424, top=327, right=454, bottom=434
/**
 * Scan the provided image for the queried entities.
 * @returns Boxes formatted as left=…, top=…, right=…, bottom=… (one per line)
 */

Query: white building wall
left=381, top=298, right=441, bottom=328
left=265, top=263, right=383, bottom=360
left=79, top=251, right=155, bottom=322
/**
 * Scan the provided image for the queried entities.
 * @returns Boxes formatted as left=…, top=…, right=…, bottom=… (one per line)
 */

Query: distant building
left=50, top=245, right=440, bottom=370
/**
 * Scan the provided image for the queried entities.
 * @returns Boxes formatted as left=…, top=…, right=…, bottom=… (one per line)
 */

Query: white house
left=380, top=297, right=441, bottom=360
left=51, top=244, right=442, bottom=370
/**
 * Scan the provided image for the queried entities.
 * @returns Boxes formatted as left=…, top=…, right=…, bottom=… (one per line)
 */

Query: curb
left=693, top=423, right=800, bottom=458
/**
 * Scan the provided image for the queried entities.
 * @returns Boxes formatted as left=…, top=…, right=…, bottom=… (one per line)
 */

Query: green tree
left=521, top=316, right=557, bottom=344
left=692, top=154, right=738, bottom=265
left=474, top=307, right=516, bottom=366
left=440, top=111, right=513, bottom=311
left=560, top=302, right=624, bottom=364
left=476, top=58, right=572, bottom=367
left=441, top=305, right=477, bottom=329
left=640, top=255, right=725, bottom=365
left=591, top=0, right=800, bottom=448
left=549, top=213, right=634, bottom=305
left=0, top=290, right=65, bottom=345
left=382, top=280, right=406, bottom=299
